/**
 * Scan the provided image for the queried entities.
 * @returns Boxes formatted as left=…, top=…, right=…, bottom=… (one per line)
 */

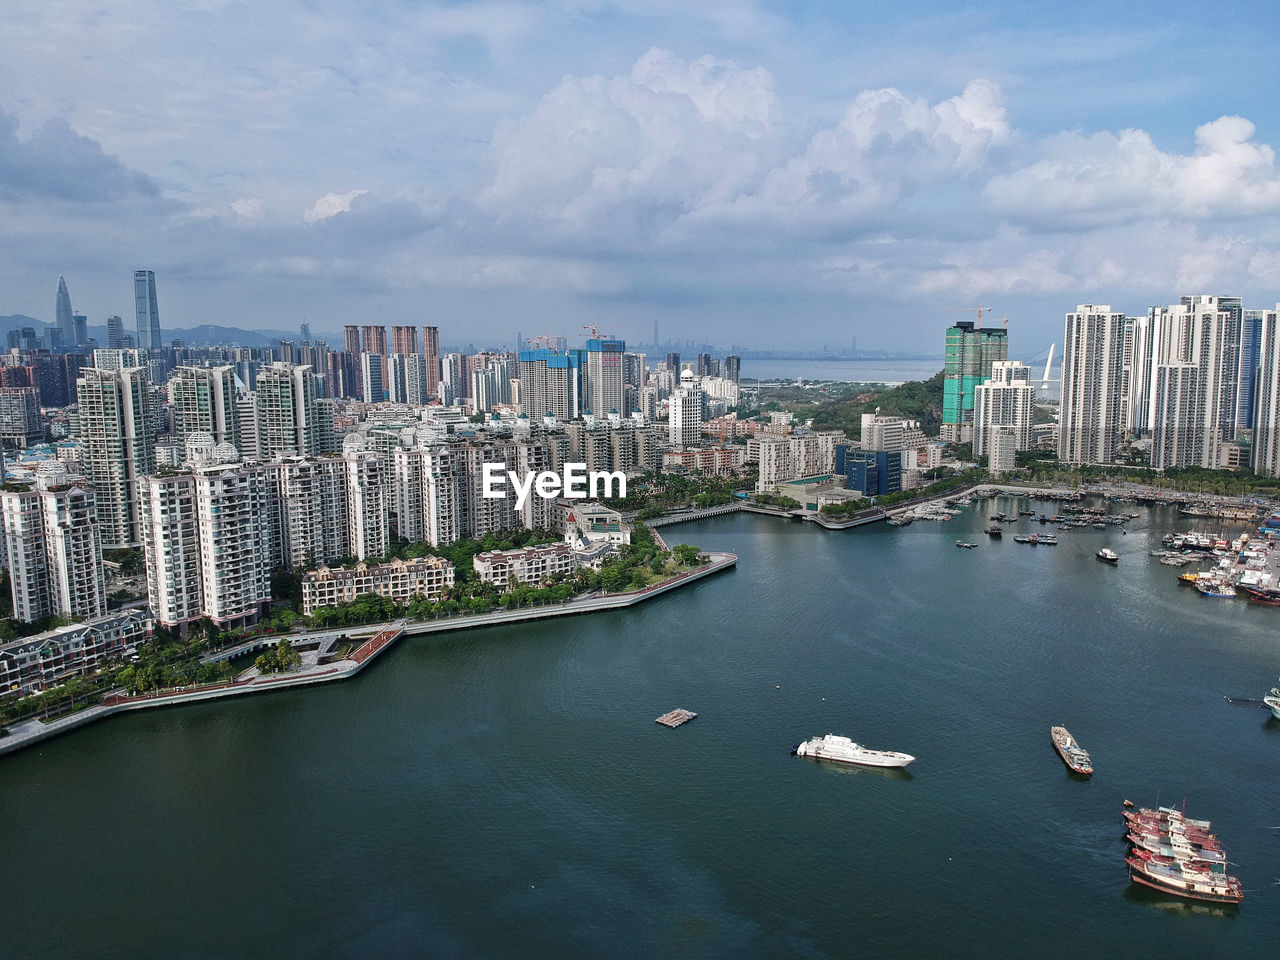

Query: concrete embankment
left=0, top=553, right=736, bottom=759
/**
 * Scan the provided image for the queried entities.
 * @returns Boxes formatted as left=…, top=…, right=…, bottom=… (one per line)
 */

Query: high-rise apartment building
left=361, top=325, right=387, bottom=358
left=394, top=446, right=461, bottom=546
left=1058, top=306, right=1126, bottom=466
left=133, top=269, right=162, bottom=350
left=1151, top=363, right=1200, bottom=469
left=1250, top=307, right=1280, bottom=477
left=584, top=339, right=624, bottom=416
left=169, top=365, right=240, bottom=448
left=472, top=356, right=514, bottom=412
left=76, top=365, right=155, bottom=547
left=391, top=325, right=417, bottom=356
left=973, top=361, right=1034, bottom=457
left=389, top=353, right=429, bottom=405
left=0, top=387, right=43, bottom=446
left=1238, top=309, right=1264, bottom=433
left=724, top=355, right=741, bottom=384
left=344, top=325, right=361, bottom=354
left=517, top=349, right=580, bottom=420
left=1144, top=295, right=1243, bottom=468
left=141, top=438, right=272, bottom=631
left=361, top=352, right=387, bottom=404
left=941, top=321, right=1008, bottom=443
left=668, top=375, right=703, bottom=446
left=0, top=462, right=106, bottom=623
left=256, top=362, right=324, bottom=457
left=423, top=325, right=441, bottom=396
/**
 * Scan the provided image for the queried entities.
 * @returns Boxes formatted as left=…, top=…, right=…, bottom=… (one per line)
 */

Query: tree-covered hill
left=807, top=371, right=945, bottom=439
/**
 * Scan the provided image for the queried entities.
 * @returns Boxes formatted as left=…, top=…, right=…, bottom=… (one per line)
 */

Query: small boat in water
left=1195, top=580, right=1235, bottom=598
left=1097, top=548, right=1118, bottom=564
left=1264, top=680, right=1280, bottom=720
left=793, top=734, right=915, bottom=768
left=986, top=525, right=1002, bottom=538
left=955, top=540, right=977, bottom=549
left=1050, top=726, right=1093, bottom=776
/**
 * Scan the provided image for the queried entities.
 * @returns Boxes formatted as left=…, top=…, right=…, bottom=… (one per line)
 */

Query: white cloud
left=303, top=189, right=367, bottom=224
left=231, top=196, right=263, bottom=220
left=985, top=115, right=1280, bottom=226
left=481, top=48, right=780, bottom=227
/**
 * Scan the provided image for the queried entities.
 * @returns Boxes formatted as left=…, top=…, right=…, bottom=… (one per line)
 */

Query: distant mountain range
left=0, top=314, right=294, bottom=349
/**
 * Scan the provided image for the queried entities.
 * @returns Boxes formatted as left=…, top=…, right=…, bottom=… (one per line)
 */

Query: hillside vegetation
left=803, top=371, right=945, bottom=439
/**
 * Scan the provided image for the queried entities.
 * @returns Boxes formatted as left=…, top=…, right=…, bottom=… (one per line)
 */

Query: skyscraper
left=76, top=365, right=156, bottom=547
left=423, top=325, right=441, bottom=396
left=583, top=338, right=625, bottom=415
left=55, top=277, right=75, bottom=349
left=941, top=321, right=1008, bottom=443
left=133, top=270, right=162, bottom=350
left=1145, top=296, right=1243, bottom=467
left=360, top=325, right=387, bottom=357
left=360, top=353, right=387, bottom=403
left=344, top=325, right=361, bottom=354
left=106, top=315, right=125, bottom=350
left=1251, top=307, right=1280, bottom=476
left=391, top=325, right=417, bottom=356
left=1058, top=306, right=1125, bottom=466
left=724, top=355, right=741, bottom=384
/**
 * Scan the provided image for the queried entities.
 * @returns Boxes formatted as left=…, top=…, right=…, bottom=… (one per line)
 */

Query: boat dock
left=656, top=708, right=698, bottom=727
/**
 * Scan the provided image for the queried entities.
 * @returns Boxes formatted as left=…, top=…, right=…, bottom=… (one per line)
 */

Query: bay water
left=3, top=499, right=1279, bottom=958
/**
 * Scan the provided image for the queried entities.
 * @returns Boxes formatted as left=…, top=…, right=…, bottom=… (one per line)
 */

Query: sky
left=1, top=0, right=1279, bottom=357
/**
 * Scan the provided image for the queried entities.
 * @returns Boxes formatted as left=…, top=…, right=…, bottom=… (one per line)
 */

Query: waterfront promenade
left=0, top=551, right=737, bottom=758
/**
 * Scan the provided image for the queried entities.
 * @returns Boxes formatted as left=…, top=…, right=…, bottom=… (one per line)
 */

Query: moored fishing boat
left=955, top=540, right=977, bottom=549
left=1126, top=855, right=1242, bottom=904
left=1050, top=726, right=1092, bottom=776
left=1122, top=803, right=1242, bottom=904
left=1242, top=586, right=1280, bottom=606
left=1195, top=579, right=1235, bottom=598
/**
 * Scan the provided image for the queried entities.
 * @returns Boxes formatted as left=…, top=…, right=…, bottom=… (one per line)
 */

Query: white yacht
left=1264, top=680, right=1280, bottom=721
left=793, top=734, right=915, bottom=768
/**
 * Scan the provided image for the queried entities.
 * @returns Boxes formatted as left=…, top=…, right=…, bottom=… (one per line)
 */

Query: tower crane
left=939, top=306, right=993, bottom=329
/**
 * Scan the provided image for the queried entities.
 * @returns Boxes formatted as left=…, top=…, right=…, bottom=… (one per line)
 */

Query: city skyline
left=1, top=2, right=1279, bottom=351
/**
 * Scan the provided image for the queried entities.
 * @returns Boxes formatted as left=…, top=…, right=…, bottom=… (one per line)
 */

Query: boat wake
left=1223, top=696, right=1271, bottom=709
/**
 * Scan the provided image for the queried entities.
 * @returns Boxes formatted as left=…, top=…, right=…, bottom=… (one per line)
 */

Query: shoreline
left=0, top=551, right=737, bottom=759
